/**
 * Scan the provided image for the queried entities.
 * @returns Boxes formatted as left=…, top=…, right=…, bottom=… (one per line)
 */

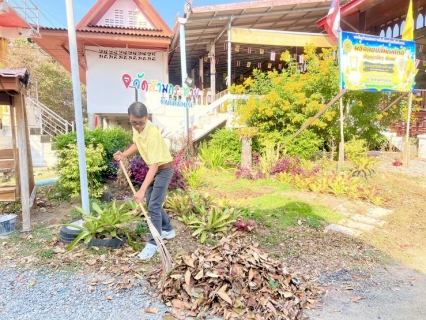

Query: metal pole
left=227, top=23, right=231, bottom=87
left=179, top=17, right=189, bottom=138
left=65, top=0, right=90, bottom=213
left=403, top=92, right=413, bottom=167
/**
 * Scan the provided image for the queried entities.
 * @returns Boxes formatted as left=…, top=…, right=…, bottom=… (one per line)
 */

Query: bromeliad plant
left=65, top=200, right=140, bottom=250
left=180, top=206, right=239, bottom=243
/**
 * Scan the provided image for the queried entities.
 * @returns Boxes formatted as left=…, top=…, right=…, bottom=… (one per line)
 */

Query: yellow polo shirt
left=132, top=120, right=173, bottom=167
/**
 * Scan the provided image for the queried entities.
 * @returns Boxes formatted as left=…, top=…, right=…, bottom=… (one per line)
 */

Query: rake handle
left=119, top=160, right=149, bottom=217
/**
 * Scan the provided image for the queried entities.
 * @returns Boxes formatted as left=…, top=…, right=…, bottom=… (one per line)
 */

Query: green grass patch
left=247, top=195, right=342, bottom=229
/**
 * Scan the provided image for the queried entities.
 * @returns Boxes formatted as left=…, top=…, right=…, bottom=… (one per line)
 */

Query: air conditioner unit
left=0, top=0, right=9, bottom=14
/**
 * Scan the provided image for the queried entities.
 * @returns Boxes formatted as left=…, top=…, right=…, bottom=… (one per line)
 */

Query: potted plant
left=64, top=200, right=141, bottom=250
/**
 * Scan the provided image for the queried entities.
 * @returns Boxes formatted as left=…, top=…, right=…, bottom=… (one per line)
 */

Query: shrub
left=285, top=130, right=324, bottom=160
left=198, top=141, right=230, bottom=169
left=208, top=128, right=242, bottom=164
left=128, top=151, right=188, bottom=191
left=345, top=138, right=368, bottom=161
left=54, top=127, right=133, bottom=181
left=57, top=143, right=107, bottom=198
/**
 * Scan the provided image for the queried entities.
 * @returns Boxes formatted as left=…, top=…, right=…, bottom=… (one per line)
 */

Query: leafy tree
left=5, top=39, right=87, bottom=122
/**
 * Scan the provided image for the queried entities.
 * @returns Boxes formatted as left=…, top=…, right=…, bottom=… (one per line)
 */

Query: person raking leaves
left=114, top=102, right=175, bottom=260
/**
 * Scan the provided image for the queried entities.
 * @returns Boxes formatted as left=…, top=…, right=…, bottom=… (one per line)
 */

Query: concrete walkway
left=326, top=203, right=393, bottom=237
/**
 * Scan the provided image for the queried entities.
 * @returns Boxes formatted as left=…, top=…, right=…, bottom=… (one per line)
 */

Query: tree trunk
left=241, top=137, right=252, bottom=169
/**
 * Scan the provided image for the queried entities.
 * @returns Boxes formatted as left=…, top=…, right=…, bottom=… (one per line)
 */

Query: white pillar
left=88, top=113, right=95, bottom=130
left=179, top=17, right=189, bottom=138
left=418, top=135, right=426, bottom=159
left=227, top=25, right=232, bottom=87
left=210, top=43, right=216, bottom=102
left=199, top=58, right=204, bottom=90
left=102, top=117, right=108, bottom=129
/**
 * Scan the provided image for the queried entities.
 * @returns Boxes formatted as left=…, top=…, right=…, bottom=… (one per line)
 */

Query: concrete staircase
left=29, top=132, right=57, bottom=167
left=163, top=91, right=235, bottom=142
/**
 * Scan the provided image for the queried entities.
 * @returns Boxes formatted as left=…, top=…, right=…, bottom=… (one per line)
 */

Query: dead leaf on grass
left=104, top=295, right=113, bottom=300
left=351, top=296, right=363, bottom=303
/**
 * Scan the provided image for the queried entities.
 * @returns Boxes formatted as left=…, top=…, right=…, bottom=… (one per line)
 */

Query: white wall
left=98, top=0, right=153, bottom=29
left=85, top=45, right=168, bottom=116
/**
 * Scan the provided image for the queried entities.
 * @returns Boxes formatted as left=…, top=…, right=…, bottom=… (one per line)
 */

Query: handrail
left=163, top=93, right=231, bottom=138
left=26, top=97, right=74, bottom=137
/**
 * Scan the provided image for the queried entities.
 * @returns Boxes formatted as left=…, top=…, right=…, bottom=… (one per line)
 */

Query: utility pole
left=65, top=0, right=90, bottom=213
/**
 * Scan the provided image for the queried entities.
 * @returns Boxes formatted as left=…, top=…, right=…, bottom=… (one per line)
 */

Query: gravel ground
left=306, top=263, right=426, bottom=320
left=0, top=268, right=169, bottom=320
left=377, top=156, right=426, bottom=177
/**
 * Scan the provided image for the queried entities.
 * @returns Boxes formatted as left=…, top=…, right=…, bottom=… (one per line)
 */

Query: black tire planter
left=60, top=225, right=83, bottom=244
left=88, top=236, right=127, bottom=249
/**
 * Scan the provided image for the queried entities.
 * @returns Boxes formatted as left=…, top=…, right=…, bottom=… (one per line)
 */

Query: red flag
left=324, top=0, right=340, bottom=41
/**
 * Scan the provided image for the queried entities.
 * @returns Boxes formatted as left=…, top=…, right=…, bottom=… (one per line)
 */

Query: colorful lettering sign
left=121, top=73, right=199, bottom=109
left=339, top=31, right=416, bottom=92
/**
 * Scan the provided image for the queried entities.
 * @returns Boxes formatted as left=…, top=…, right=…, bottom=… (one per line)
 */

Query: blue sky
left=32, top=0, right=248, bottom=29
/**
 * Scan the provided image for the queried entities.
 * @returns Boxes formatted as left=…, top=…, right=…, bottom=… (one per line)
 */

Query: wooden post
left=338, top=95, right=345, bottom=169
left=403, top=92, right=413, bottom=167
left=9, top=104, right=20, bottom=197
left=241, top=137, right=252, bottom=169
left=14, top=93, right=31, bottom=231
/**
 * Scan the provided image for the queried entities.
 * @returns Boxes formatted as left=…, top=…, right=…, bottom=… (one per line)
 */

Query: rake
left=119, top=160, right=173, bottom=275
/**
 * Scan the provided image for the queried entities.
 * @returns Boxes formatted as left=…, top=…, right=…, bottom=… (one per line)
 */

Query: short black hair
left=128, top=102, right=148, bottom=117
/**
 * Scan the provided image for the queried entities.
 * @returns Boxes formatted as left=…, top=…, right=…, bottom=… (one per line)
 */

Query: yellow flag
left=402, top=0, right=413, bottom=40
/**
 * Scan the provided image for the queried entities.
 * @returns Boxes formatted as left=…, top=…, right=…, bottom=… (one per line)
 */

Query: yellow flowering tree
left=229, top=44, right=410, bottom=152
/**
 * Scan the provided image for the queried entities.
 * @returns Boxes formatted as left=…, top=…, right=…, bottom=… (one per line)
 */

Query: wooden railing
left=390, top=111, right=426, bottom=137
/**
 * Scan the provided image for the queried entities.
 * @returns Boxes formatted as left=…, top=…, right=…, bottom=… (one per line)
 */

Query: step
left=351, top=214, right=387, bottom=227
left=340, top=219, right=376, bottom=232
left=326, top=224, right=362, bottom=237
left=366, top=207, right=393, bottom=219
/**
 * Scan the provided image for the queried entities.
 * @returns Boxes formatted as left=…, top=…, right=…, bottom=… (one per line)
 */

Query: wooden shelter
left=0, top=69, right=35, bottom=232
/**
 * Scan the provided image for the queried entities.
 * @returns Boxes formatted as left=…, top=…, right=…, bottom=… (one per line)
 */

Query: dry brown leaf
left=88, top=285, right=95, bottom=293
left=206, top=272, right=219, bottom=278
left=345, top=286, right=354, bottom=290
left=218, top=284, right=228, bottom=292
left=104, top=295, right=113, bottom=300
left=183, top=255, right=195, bottom=268
left=145, top=307, right=159, bottom=314
left=351, top=296, right=363, bottom=303
left=170, top=307, right=186, bottom=320
left=86, top=259, right=97, bottom=266
left=217, top=291, right=232, bottom=305
left=185, top=269, right=191, bottom=287
left=29, top=279, right=36, bottom=286
left=102, top=279, right=115, bottom=285
left=194, top=269, right=204, bottom=280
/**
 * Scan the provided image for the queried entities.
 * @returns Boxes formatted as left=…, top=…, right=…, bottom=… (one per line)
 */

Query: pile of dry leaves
left=147, top=236, right=323, bottom=320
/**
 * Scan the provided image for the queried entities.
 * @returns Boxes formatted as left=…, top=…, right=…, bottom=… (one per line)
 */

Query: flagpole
left=403, top=92, right=413, bottom=167
left=402, top=0, right=414, bottom=167
left=337, top=30, right=345, bottom=170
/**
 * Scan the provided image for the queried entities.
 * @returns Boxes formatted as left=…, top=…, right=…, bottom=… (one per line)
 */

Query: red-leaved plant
left=234, top=219, right=256, bottom=232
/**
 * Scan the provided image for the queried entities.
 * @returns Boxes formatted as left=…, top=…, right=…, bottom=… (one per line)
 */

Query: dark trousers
left=145, top=166, right=173, bottom=245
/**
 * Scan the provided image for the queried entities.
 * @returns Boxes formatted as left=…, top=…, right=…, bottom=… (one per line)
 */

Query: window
left=128, top=10, right=148, bottom=28
left=400, top=21, right=406, bottom=35
left=393, top=24, right=399, bottom=37
left=114, top=10, right=124, bottom=26
left=416, top=13, right=424, bottom=29
left=386, top=26, right=392, bottom=38
left=380, top=29, right=385, bottom=37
